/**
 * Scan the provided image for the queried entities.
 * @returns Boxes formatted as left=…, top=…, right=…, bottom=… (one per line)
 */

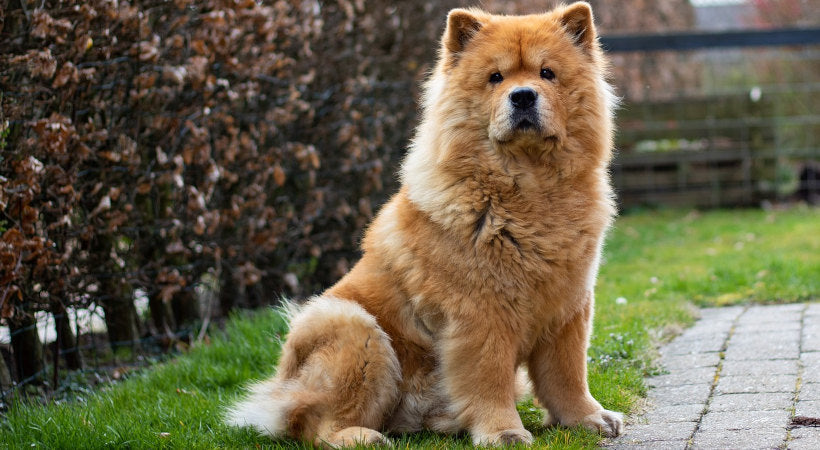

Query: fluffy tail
left=225, top=296, right=401, bottom=444
left=225, top=377, right=327, bottom=439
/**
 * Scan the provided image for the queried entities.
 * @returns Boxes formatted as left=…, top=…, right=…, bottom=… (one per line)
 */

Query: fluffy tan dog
left=227, top=2, right=623, bottom=446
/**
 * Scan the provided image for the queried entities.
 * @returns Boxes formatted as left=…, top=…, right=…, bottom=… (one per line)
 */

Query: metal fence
left=0, top=305, right=204, bottom=409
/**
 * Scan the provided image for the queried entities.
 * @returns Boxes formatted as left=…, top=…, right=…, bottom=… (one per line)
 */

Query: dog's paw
left=580, top=409, right=623, bottom=437
left=473, top=428, right=533, bottom=446
left=542, top=409, right=559, bottom=427
left=324, top=426, right=392, bottom=448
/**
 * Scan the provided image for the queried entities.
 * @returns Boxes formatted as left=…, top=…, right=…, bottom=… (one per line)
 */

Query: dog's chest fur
left=453, top=156, right=605, bottom=281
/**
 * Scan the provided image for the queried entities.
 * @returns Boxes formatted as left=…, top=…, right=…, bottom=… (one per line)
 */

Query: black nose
left=510, top=87, right=537, bottom=109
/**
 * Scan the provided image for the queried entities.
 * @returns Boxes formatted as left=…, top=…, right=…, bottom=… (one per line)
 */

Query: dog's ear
left=559, top=2, right=597, bottom=53
left=443, top=9, right=484, bottom=57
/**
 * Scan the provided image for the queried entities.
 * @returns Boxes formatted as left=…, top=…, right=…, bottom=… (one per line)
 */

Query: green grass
left=598, top=207, right=818, bottom=308
left=2, top=207, right=818, bottom=449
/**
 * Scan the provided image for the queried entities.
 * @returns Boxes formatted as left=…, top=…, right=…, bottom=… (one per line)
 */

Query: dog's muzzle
left=509, top=87, right=540, bottom=131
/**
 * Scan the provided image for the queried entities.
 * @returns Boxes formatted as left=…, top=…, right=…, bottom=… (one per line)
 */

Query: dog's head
left=433, top=2, right=613, bottom=158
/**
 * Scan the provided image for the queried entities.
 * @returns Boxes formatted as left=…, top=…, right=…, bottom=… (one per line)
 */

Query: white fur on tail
left=225, top=378, right=296, bottom=438
left=225, top=300, right=302, bottom=438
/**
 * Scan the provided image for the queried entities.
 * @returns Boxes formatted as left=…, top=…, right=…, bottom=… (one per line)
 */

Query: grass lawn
left=2, top=207, right=818, bottom=449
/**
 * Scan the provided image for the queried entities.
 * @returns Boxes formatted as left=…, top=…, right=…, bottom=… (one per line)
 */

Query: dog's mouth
left=514, top=117, right=538, bottom=131
left=494, top=133, right=558, bottom=146
left=496, top=116, right=557, bottom=144
left=511, top=111, right=540, bottom=133
left=490, top=111, right=559, bottom=147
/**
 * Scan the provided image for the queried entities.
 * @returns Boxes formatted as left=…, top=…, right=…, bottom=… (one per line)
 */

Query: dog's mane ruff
left=400, top=70, right=476, bottom=225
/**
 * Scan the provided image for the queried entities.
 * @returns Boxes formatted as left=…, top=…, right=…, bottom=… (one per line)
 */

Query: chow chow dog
left=227, top=2, right=622, bottom=446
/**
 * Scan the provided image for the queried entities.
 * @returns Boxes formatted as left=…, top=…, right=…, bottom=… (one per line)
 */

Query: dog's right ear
left=443, top=9, right=484, bottom=58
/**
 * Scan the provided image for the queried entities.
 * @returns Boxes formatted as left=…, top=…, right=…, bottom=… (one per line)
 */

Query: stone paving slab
left=659, top=353, right=721, bottom=371
left=720, top=359, right=799, bottom=376
left=803, top=371, right=820, bottom=384
left=714, top=374, right=796, bottom=394
left=709, top=392, right=793, bottom=412
left=610, top=440, right=689, bottom=450
left=676, top=326, right=730, bottom=339
left=803, top=341, right=820, bottom=353
left=802, top=354, right=820, bottom=384
left=607, top=302, right=820, bottom=450
left=803, top=329, right=820, bottom=352
left=730, top=329, right=801, bottom=346
left=615, top=422, right=697, bottom=443
left=734, top=321, right=801, bottom=333
left=795, top=399, right=820, bottom=417
left=663, top=338, right=726, bottom=355
left=789, top=427, right=820, bottom=450
left=723, top=341, right=800, bottom=360
left=799, top=382, right=820, bottom=401
left=802, top=351, right=820, bottom=365
left=736, top=314, right=802, bottom=327
left=642, top=404, right=703, bottom=424
left=650, top=384, right=713, bottom=407
left=802, top=305, right=820, bottom=353
left=740, top=305, right=802, bottom=321
left=646, top=367, right=715, bottom=388
left=677, top=325, right=734, bottom=340
left=691, top=428, right=787, bottom=449
left=741, top=306, right=805, bottom=317
left=696, top=409, right=790, bottom=432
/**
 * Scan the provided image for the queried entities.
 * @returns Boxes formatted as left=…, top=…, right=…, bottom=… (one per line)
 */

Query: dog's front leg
left=440, top=320, right=533, bottom=446
left=526, top=295, right=623, bottom=437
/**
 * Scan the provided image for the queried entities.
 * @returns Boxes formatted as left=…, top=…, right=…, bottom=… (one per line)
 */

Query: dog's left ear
left=559, top=2, right=598, bottom=53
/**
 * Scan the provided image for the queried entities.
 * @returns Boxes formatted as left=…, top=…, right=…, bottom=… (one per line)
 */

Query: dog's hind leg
left=226, top=296, right=401, bottom=448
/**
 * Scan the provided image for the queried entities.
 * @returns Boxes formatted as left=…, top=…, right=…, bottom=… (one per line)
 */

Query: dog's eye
left=540, top=68, right=555, bottom=81
left=489, top=72, right=503, bottom=84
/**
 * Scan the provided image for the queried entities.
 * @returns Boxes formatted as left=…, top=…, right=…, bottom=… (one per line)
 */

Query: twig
left=20, top=0, right=31, bottom=23
left=196, top=314, right=210, bottom=343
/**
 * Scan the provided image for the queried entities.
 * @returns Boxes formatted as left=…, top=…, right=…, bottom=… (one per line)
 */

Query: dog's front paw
left=473, top=428, right=533, bottom=446
left=580, top=409, right=623, bottom=437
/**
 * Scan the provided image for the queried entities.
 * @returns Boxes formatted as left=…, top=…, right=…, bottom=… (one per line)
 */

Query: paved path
left=610, top=302, right=820, bottom=449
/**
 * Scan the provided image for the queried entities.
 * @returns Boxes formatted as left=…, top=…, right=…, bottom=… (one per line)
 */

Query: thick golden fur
left=227, top=2, right=623, bottom=447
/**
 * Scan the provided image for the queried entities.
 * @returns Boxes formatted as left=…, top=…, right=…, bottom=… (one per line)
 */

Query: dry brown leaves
left=1, top=0, right=459, bottom=320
